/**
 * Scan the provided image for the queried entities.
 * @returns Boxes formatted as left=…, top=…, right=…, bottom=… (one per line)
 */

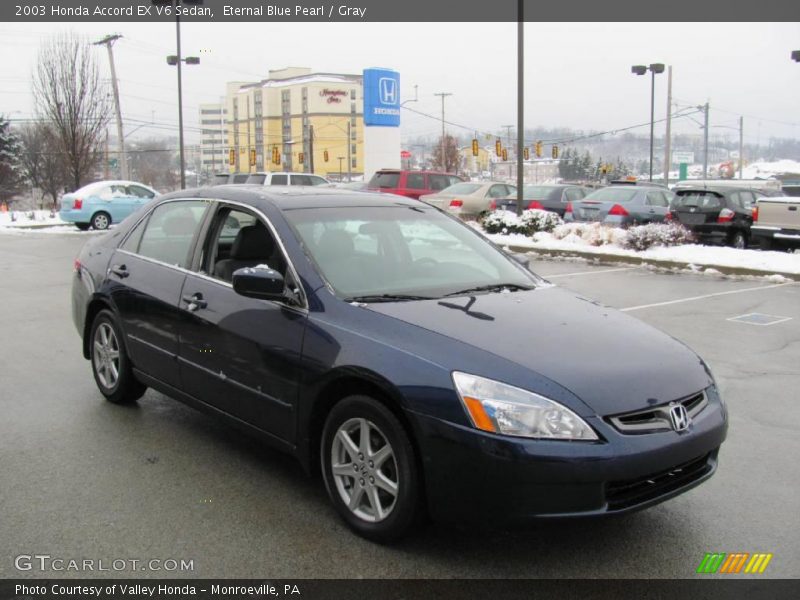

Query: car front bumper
left=410, top=389, right=727, bottom=527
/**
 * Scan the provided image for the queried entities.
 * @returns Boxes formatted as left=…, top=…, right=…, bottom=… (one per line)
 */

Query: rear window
left=213, top=174, right=230, bottom=185
left=443, top=183, right=482, bottom=195
left=232, top=174, right=250, bottom=183
left=673, top=192, right=723, bottom=209
left=245, top=174, right=267, bottom=184
left=781, top=185, right=800, bottom=198
left=522, top=185, right=559, bottom=198
left=583, top=188, right=638, bottom=203
left=368, top=172, right=400, bottom=188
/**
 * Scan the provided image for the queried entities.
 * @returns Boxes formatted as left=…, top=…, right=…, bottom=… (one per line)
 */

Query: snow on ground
left=483, top=228, right=800, bottom=275
left=0, top=210, right=112, bottom=235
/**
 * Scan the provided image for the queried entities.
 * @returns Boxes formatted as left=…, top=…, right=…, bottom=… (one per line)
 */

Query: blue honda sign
left=363, top=68, right=400, bottom=127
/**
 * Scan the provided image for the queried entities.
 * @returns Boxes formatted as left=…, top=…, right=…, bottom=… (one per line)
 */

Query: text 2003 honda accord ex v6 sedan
left=71, top=186, right=727, bottom=541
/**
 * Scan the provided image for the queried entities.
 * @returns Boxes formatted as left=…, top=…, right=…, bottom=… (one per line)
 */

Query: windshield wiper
left=443, top=283, right=534, bottom=297
left=345, top=293, right=435, bottom=303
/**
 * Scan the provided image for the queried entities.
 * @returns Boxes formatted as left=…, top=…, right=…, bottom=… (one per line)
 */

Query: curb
left=504, top=245, right=800, bottom=282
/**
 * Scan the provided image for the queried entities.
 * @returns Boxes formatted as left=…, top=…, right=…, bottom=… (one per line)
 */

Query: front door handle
left=182, top=293, right=208, bottom=312
left=110, top=264, right=129, bottom=278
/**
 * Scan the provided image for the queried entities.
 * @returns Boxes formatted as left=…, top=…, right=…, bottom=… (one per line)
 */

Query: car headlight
left=452, top=372, right=598, bottom=441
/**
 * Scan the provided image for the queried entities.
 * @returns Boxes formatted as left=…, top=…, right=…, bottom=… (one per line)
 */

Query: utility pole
left=516, top=0, right=524, bottom=215
left=738, top=116, right=744, bottom=179
left=663, top=66, right=672, bottom=186
left=702, top=102, right=710, bottom=179
left=94, top=34, right=128, bottom=180
left=308, top=124, right=315, bottom=174
left=346, top=121, right=352, bottom=182
left=104, top=129, right=110, bottom=179
left=337, top=156, right=344, bottom=182
left=434, top=92, right=452, bottom=172
left=502, top=125, right=514, bottom=152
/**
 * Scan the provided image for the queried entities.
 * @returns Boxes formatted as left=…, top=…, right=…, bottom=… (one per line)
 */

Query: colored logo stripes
left=696, top=553, right=773, bottom=574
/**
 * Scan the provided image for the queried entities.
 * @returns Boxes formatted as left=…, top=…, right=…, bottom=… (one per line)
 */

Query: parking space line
left=547, top=267, right=636, bottom=279
left=620, top=282, right=795, bottom=312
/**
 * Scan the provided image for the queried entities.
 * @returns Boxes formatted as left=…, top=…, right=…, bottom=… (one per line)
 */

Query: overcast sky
left=2, top=21, right=799, bottom=147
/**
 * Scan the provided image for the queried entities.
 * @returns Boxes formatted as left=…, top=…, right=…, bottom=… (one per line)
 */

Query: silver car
left=565, top=185, right=673, bottom=226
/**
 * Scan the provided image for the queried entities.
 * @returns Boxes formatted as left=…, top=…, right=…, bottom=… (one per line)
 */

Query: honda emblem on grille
left=689, top=207, right=696, bottom=212
left=669, top=404, right=690, bottom=432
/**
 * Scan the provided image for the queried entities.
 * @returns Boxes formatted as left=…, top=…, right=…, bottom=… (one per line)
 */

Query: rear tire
left=729, top=231, right=747, bottom=249
left=321, top=395, right=421, bottom=542
left=89, top=310, right=146, bottom=404
left=91, top=212, right=111, bottom=230
left=75, top=223, right=90, bottom=231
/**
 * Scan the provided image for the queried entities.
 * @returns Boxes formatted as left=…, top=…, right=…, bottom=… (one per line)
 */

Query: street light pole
left=738, top=116, right=744, bottom=179
left=337, top=156, right=345, bottom=182
left=702, top=102, right=709, bottom=179
left=632, top=63, right=664, bottom=182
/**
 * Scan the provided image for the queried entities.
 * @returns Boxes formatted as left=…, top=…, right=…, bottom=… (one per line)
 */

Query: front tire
left=321, top=395, right=421, bottom=542
left=89, top=310, right=146, bottom=404
left=91, top=211, right=111, bottom=230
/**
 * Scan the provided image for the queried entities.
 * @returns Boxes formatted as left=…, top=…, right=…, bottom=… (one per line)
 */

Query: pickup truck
left=751, top=196, right=800, bottom=251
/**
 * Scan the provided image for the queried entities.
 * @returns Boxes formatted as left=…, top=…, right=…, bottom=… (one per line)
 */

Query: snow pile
left=742, top=159, right=800, bottom=180
left=0, top=209, right=66, bottom=228
left=550, top=222, right=628, bottom=247
left=481, top=209, right=563, bottom=235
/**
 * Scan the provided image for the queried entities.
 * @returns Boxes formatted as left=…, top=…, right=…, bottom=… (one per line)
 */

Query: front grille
left=606, top=453, right=713, bottom=511
left=607, top=391, right=708, bottom=434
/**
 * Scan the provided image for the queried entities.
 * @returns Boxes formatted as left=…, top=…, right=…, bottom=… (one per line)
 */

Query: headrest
left=231, top=223, right=274, bottom=260
left=317, top=229, right=354, bottom=258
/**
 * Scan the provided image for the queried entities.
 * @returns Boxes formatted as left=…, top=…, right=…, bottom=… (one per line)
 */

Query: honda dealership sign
left=363, top=68, right=400, bottom=127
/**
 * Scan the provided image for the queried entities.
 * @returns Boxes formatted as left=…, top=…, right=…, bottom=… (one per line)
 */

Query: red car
left=367, top=169, right=464, bottom=199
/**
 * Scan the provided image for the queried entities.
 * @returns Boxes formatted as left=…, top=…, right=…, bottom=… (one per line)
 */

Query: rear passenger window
left=428, top=175, right=450, bottom=191
left=406, top=173, right=425, bottom=189
left=291, top=175, right=312, bottom=186
left=136, top=201, right=209, bottom=268
left=646, top=192, right=668, bottom=207
left=271, top=174, right=288, bottom=185
left=565, top=188, right=584, bottom=202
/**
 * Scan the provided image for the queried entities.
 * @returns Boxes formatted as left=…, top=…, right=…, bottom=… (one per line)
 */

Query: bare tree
left=431, top=134, right=461, bottom=173
left=32, top=31, right=110, bottom=191
left=18, top=122, right=69, bottom=208
left=128, top=137, right=179, bottom=191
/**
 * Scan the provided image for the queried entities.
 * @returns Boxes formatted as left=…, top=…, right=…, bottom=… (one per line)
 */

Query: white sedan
left=420, top=181, right=517, bottom=218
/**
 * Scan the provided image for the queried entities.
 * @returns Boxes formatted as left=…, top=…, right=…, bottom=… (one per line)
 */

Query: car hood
left=366, top=286, right=710, bottom=415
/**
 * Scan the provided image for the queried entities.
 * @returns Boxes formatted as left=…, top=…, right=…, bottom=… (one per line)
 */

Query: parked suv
left=367, top=170, right=464, bottom=199
left=667, top=186, right=758, bottom=248
left=245, top=172, right=330, bottom=186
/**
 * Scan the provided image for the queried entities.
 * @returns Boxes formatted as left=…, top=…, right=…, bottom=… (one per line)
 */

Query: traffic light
left=324, top=150, right=329, bottom=162
left=249, top=148, right=256, bottom=166
left=523, top=147, right=530, bottom=160
left=495, top=139, right=502, bottom=157
left=272, top=146, right=280, bottom=165
left=552, top=145, right=559, bottom=159
left=472, top=138, right=479, bottom=157
left=298, top=152, right=304, bottom=165
left=229, top=148, right=235, bottom=166
left=502, top=148, right=508, bottom=161
left=535, top=141, right=543, bottom=158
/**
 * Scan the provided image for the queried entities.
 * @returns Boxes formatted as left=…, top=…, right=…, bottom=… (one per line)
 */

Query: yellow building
left=225, top=68, right=364, bottom=179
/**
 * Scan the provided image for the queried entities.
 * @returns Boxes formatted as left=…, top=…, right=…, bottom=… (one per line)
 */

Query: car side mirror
left=232, top=266, right=285, bottom=301
left=507, top=252, right=530, bottom=268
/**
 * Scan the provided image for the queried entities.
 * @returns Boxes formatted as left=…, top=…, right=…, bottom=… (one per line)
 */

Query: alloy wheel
left=331, top=417, right=399, bottom=522
left=93, top=322, right=120, bottom=390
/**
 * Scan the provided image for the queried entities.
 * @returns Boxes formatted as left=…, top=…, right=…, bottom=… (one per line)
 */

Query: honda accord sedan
left=71, top=185, right=727, bottom=541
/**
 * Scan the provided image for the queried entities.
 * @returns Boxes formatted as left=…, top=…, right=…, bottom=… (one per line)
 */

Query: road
left=1, top=231, right=798, bottom=579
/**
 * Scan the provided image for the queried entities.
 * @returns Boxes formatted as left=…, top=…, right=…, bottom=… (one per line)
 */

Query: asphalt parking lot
left=1, top=231, right=798, bottom=579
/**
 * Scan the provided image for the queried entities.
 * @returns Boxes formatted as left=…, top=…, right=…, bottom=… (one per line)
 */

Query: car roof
left=673, top=186, right=744, bottom=194
left=160, top=184, right=422, bottom=210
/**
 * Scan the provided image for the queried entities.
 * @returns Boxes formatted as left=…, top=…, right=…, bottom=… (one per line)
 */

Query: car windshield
left=521, top=185, right=558, bottom=198
left=583, top=188, right=638, bottom=202
left=440, top=183, right=482, bottom=195
left=284, top=205, right=539, bottom=299
left=368, top=172, right=400, bottom=188
left=245, top=174, right=267, bottom=184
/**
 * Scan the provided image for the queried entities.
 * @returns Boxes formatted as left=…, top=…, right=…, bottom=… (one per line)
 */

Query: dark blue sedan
left=71, top=185, right=727, bottom=541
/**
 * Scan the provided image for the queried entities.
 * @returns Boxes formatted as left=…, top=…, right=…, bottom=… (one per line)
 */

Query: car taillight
left=565, top=201, right=573, bottom=214
left=718, top=208, right=735, bottom=223
left=665, top=211, right=674, bottom=221
left=608, top=203, right=629, bottom=216
left=489, top=199, right=497, bottom=210
left=73, top=198, right=83, bottom=209
left=73, top=258, right=81, bottom=272
left=527, top=200, right=544, bottom=210
left=752, top=206, right=759, bottom=221
left=449, top=199, right=463, bottom=208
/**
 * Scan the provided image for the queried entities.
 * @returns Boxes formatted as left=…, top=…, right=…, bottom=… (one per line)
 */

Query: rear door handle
left=182, top=293, right=208, bottom=311
left=110, top=264, right=129, bottom=278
